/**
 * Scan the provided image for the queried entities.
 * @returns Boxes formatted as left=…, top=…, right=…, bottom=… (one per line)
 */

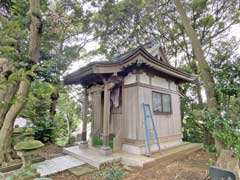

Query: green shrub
left=55, top=137, right=68, bottom=146
left=32, top=119, right=55, bottom=143
left=104, top=168, right=124, bottom=180
left=93, top=137, right=103, bottom=146
left=204, top=144, right=216, bottom=153
left=109, top=140, right=113, bottom=149
left=93, top=137, right=113, bottom=149
left=207, top=158, right=216, bottom=166
left=212, top=111, right=240, bottom=157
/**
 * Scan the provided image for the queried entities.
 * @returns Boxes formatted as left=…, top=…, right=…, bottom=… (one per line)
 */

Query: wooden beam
left=87, top=84, right=104, bottom=94
left=101, top=81, right=114, bottom=155
left=81, top=88, right=88, bottom=142
left=91, top=89, right=102, bottom=139
left=94, top=65, right=122, bottom=74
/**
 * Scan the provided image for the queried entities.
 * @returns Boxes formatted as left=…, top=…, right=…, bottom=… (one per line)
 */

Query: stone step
left=119, top=153, right=155, bottom=168
left=143, top=143, right=202, bottom=168
left=33, top=155, right=85, bottom=177
left=64, top=143, right=202, bottom=169
left=63, top=146, right=121, bottom=169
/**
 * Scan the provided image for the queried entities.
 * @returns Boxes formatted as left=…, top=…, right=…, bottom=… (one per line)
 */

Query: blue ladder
left=142, top=103, right=161, bottom=156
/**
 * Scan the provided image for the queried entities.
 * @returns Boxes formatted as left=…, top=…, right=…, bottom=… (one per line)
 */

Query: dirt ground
left=38, top=143, right=64, bottom=160
left=2, top=144, right=215, bottom=180
left=124, top=150, right=215, bottom=180
left=49, top=149, right=216, bottom=180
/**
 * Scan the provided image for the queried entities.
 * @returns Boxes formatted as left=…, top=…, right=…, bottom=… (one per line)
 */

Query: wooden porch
left=80, top=79, right=122, bottom=156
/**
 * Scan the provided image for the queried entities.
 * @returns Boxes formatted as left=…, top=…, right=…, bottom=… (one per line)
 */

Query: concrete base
left=63, top=143, right=202, bottom=169
left=100, top=146, right=112, bottom=156
left=122, top=139, right=183, bottom=155
left=119, top=142, right=202, bottom=168
left=79, top=141, right=88, bottom=149
left=63, top=146, right=120, bottom=169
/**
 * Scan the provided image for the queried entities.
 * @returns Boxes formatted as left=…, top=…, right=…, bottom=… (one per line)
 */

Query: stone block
left=69, top=164, right=96, bottom=177
left=100, top=146, right=112, bottom=156
left=79, top=141, right=88, bottom=149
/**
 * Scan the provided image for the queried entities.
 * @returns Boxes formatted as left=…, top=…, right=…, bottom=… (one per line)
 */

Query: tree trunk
left=190, top=60, right=204, bottom=108
left=49, top=86, right=60, bottom=120
left=0, top=78, right=31, bottom=166
left=48, top=35, right=64, bottom=120
left=216, top=149, right=240, bottom=178
left=173, top=0, right=223, bottom=152
left=66, top=114, right=71, bottom=144
left=0, top=59, right=18, bottom=129
left=0, top=0, right=41, bottom=166
left=195, top=79, right=203, bottom=107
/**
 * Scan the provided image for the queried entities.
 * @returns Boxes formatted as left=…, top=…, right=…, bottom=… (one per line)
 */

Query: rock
left=123, top=165, right=134, bottom=171
left=69, top=164, right=96, bottom=177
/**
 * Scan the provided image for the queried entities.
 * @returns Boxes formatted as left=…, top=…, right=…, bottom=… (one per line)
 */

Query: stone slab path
left=33, top=155, right=85, bottom=177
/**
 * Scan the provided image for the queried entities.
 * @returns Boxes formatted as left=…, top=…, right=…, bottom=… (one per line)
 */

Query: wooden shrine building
left=64, top=45, right=196, bottom=156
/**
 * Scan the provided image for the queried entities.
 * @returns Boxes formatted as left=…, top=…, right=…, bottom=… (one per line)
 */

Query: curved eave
left=64, top=47, right=196, bottom=85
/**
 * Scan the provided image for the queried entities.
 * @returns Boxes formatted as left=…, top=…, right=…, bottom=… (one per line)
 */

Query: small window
left=152, top=91, right=172, bottom=114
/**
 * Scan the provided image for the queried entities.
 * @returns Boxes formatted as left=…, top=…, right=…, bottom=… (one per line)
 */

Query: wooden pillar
left=79, top=88, right=88, bottom=148
left=91, top=89, right=102, bottom=138
left=100, top=81, right=114, bottom=155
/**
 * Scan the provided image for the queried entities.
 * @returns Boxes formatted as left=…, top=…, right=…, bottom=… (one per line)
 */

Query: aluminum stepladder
left=142, top=103, right=161, bottom=156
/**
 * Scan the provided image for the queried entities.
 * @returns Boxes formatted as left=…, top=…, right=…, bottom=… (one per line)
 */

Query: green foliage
left=207, top=40, right=240, bottom=155
left=182, top=38, right=240, bottom=154
left=191, top=0, right=207, bottom=12
left=93, top=137, right=103, bottom=146
left=93, top=137, right=113, bottom=149
left=21, top=80, right=81, bottom=144
left=32, top=119, right=55, bottom=143
left=204, top=144, right=216, bottom=153
left=183, top=109, right=214, bottom=143
left=54, top=88, right=80, bottom=144
left=207, top=158, right=215, bottom=166
left=54, top=137, right=69, bottom=147
left=0, top=13, right=28, bottom=63
left=183, top=110, right=204, bottom=143
left=21, top=80, right=54, bottom=142
left=104, top=168, right=124, bottom=180
left=91, top=0, right=239, bottom=61
left=199, top=15, right=215, bottom=27
left=212, top=111, right=240, bottom=157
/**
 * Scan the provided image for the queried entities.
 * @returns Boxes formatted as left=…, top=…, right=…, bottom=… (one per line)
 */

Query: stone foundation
left=122, top=139, right=183, bottom=155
